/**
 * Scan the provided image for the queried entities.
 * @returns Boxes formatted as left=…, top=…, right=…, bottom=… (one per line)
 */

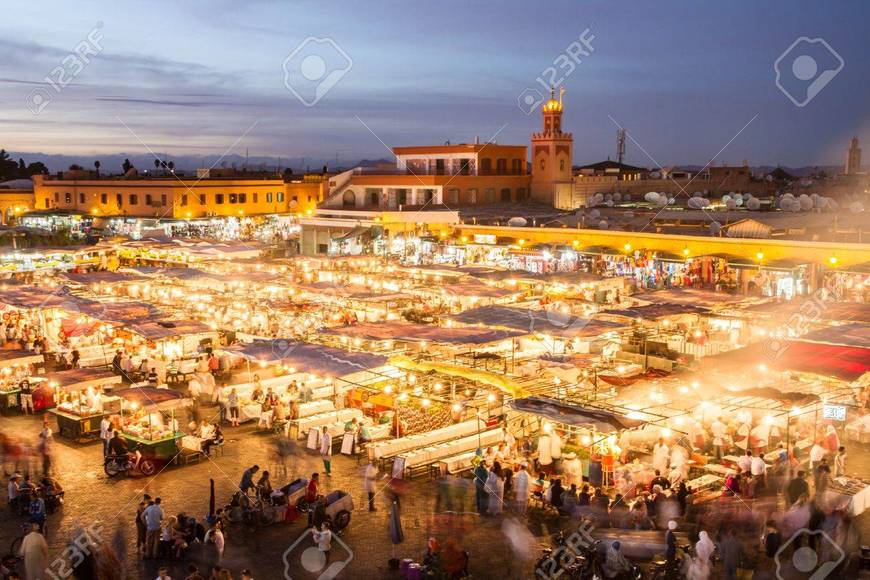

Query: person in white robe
left=19, top=523, right=49, bottom=580
left=652, top=438, right=670, bottom=475
left=514, top=464, right=530, bottom=514
left=486, top=467, right=504, bottom=515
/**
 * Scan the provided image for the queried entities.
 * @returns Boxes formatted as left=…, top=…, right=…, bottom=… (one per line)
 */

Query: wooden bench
left=180, top=447, right=205, bottom=465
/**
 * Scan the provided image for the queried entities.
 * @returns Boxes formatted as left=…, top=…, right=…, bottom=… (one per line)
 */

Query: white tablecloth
left=823, top=479, right=870, bottom=516
left=292, top=408, right=363, bottom=439
left=181, top=435, right=203, bottom=452
left=398, top=429, right=504, bottom=469
left=367, top=420, right=482, bottom=461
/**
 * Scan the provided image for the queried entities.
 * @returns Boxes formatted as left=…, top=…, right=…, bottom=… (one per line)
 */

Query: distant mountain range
left=2, top=151, right=849, bottom=178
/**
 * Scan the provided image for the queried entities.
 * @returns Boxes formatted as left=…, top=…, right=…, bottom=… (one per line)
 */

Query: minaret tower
left=845, top=136, right=862, bottom=175
left=531, top=87, right=574, bottom=208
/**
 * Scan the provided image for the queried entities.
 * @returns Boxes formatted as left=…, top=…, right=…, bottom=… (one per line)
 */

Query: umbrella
left=209, top=478, right=215, bottom=516
left=389, top=499, right=404, bottom=563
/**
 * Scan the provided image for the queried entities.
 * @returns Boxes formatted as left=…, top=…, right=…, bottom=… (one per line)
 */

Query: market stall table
left=49, top=397, right=120, bottom=441
left=821, top=477, right=870, bottom=516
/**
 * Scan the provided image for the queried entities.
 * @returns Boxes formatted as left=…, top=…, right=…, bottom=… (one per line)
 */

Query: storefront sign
left=822, top=404, right=846, bottom=421
left=473, top=234, right=496, bottom=245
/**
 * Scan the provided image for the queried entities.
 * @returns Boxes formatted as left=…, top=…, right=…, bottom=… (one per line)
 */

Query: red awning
left=701, top=340, right=870, bottom=382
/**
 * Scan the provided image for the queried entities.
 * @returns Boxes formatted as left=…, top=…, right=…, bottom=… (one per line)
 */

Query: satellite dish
left=507, top=217, right=527, bottom=227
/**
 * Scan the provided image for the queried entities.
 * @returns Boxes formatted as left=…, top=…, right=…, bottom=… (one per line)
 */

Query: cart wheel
left=139, top=460, right=157, bottom=476
left=334, top=509, right=351, bottom=531
left=10, top=535, right=24, bottom=557
left=104, top=461, right=121, bottom=477
left=296, top=498, right=310, bottom=513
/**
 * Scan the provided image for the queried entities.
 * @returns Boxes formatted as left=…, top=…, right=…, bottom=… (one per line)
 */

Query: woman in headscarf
left=687, top=530, right=715, bottom=579
left=602, top=540, right=631, bottom=578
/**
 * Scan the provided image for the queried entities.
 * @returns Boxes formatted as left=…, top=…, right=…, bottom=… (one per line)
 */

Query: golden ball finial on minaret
left=542, top=87, right=563, bottom=113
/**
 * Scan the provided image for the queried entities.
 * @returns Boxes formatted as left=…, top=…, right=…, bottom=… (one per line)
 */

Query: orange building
left=321, top=142, right=531, bottom=210
left=32, top=173, right=327, bottom=218
left=0, top=189, right=36, bottom=224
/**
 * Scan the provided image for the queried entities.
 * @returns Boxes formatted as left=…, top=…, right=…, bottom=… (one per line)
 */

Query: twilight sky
left=1, top=0, right=868, bottom=168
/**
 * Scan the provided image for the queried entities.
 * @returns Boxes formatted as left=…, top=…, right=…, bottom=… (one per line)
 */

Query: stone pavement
left=0, top=411, right=549, bottom=579
left=1, top=410, right=868, bottom=579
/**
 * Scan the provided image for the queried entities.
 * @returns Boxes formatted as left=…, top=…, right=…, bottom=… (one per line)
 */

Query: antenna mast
left=616, top=128, right=626, bottom=165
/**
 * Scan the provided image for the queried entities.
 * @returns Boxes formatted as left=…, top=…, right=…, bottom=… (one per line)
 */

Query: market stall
left=0, top=350, right=44, bottom=414
left=112, top=387, right=192, bottom=473
left=40, top=368, right=123, bottom=439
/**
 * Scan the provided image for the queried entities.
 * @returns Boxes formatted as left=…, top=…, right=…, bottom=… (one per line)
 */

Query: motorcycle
left=648, top=544, right=693, bottom=580
left=104, top=450, right=156, bottom=477
left=535, top=530, right=601, bottom=579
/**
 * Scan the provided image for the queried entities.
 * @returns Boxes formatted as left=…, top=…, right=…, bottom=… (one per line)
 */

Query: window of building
left=161, top=194, right=167, bottom=206
left=308, top=195, right=313, bottom=202
left=459, top=158, right=471, bottom=175
left=559, top=159, right=565, bottom=171
left=517, top=187, right=527, bottom=201
left=229, top=193, right=238, bottom=204
left=342, top=191, right=356, bottom=207
left=100, top=193, right=107, bottom=204
left=116, top=193, right=123, bottom=207
left=239, top=193, right=247, bottom=204
left=199, top=194, right=206, bottom=205
left=181, top=194, right=188, bottom=206
left=396, top=189, right=408, bottom=206
left=290, top=195, right=296, bottom=202
left=468, top=188, right=478, bottom=204
left=252, top=193, right=258, bottom=203
left=500, top=188, right=511, bottom=202
left=480, top=158, right=491, bottom=172
left=78, top=193, right=85, bottom=204
left=145, top=194, right=152, bottom=206
left=512, top=159, right=522, bottom=173
left=45, top=199, right=51, bottom=208
left=317, top=243, right=328, bottom=254
left=540, top=159, right=546, bottom=170
left=54, top=192, right=59, bottom=202
left=215, top=194, right=224, bottom=204
left=496, top=158, right=507, bottom=173
left=367, top=189, right=380, bottom=206
left=64, top=192, right=71, bottom=204
left=485, top=188, right=495, bottom=203
left=130, top=194, right=138, bottom=205
left=447, top=188, right=459, bottom=204
left=277, top=192, right=285, bottom=202
left=266, top=192, right=273, bottom=203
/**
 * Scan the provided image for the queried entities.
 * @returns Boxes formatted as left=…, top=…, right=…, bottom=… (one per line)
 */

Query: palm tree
left=154, top=158, right=160, bottom=175
left=94, top=160, right=101, bottom=177
left=167, top=161, right=175, bottom=173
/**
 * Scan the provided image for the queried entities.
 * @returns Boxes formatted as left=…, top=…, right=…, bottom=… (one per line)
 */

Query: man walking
left=141, top=497, right=163, bottom=559
left=320, top=426, right=332, bottom=476
left=100, top=416, right=112, bottom=456
left=364, top=460, right=378, bottom=511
